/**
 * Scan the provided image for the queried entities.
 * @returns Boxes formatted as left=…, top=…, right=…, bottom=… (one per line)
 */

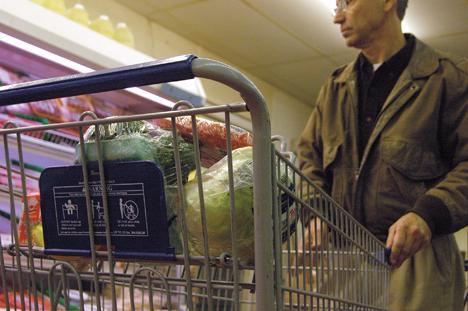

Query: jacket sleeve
left=411, top=59, right=468, bottom=234
left=296, top=85, right=329, bottom=195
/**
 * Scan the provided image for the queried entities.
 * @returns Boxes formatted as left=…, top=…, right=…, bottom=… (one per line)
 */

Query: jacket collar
left=334, top=34, right=440, bottom=83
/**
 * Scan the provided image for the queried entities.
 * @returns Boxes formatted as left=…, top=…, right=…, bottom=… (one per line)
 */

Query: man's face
left=333, top=0, right=387, bottom=49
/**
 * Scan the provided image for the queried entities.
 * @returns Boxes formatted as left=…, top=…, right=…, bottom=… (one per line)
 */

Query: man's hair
left=396, top=0, right=409, bottom=20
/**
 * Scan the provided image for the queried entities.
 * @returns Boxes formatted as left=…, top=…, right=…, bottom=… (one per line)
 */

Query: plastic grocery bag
left=76, top=120, right=197, bottom=253
left=184, top=146, right=296, bottom=263
left=154, top=116, right=252, bottom=167
left=76, top=120, right=195, bottom=185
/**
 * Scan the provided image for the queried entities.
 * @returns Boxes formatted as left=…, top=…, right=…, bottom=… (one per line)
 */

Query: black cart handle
left=0, top=55, right=197, bottom=106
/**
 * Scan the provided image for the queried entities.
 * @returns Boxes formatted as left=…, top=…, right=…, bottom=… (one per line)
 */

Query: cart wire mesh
left=272, top=145, right=390, bottom=310
left=0, top=55, right=390, bottom=310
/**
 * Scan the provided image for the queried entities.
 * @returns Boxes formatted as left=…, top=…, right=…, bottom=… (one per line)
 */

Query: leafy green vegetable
left=184, top=147, right=255, bottom=263
left=184, top=146, right=296, bottom=263
left=152, top=130, right=195, bottom=185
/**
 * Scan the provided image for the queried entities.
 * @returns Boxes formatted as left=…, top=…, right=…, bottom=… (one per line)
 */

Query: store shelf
left=0, top=0, right=205, bottom=112
left=0, top=134, right=75, bottom=228
left=0, top=190, right=21, bottom=219
left=0, top=134, right=75, bottom=168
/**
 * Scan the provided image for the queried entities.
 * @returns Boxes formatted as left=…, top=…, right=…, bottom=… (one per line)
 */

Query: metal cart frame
left=0, top=55, right=390, bottom=310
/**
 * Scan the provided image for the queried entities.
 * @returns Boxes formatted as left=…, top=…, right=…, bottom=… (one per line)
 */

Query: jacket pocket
left=380, top=139, right=448, bottom=180
left=379, top=139, right=449, bottom=206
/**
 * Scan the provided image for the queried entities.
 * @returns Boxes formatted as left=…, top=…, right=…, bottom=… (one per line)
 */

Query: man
left=296, top=0, right=467, bottom=309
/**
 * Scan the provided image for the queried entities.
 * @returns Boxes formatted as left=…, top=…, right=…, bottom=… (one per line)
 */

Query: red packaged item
left=0, top=66, right=32, bottom=115
left=18, top=193, right=43, bottom=247
left=0, top=167, right=39, bottom=194
left=92, top=98, right=127, bottom=118
left=4, top=103, right=33, bottom=116
left=0, top=114, right=44, bottom=139
left=61, top=95, right=94, bottom=121
left=154, top=116, right=253, bottom=167
left=154, top=116, right=252, bottom=150
left=18, top=195, right=90, bottom=272
left=29, top=99, right=67, bottom=123
left=0, top=291, right=66, bottom=310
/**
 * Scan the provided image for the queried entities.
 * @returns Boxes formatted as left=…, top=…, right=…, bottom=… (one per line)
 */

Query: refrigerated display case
left=0, top=0, right=209, bottom=230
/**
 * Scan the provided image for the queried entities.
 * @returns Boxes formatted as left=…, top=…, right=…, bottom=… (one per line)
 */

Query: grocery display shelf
left=0, top=0, right=205, bottom=113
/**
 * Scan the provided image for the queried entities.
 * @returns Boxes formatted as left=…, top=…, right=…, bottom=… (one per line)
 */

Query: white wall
left=269, top=90, right=312, bottom=150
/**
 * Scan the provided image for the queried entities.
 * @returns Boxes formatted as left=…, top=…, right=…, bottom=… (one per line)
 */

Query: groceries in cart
left=75, top=120, right=196, bottom=255
left=185, top=146, right=296, bottom=264
left=76, top=119, right=195, bottom=184
left=35, top=117, right=296, bottom=265
left=0, top=55, right=393, bottom=310
left=153, top=115, right=253, bottom=167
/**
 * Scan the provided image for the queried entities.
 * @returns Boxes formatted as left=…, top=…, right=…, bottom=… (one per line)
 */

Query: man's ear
left=383, top=0, right=397, bottom=13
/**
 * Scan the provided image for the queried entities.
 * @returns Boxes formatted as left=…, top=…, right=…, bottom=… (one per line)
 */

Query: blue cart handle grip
left=0, top=54, right=197, bottom=106
left=385, top=247, right=392, bottom=265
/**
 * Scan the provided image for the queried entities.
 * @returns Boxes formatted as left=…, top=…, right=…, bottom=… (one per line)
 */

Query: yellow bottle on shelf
left=30, top=0, right=45, bottom=5
left=113, top=22, right=135, bottom=48
left=42, top=0, right=67, bottom=15
left=90, top=15, right=115, bottom=38
left=66, top=3, right=90, bottom=27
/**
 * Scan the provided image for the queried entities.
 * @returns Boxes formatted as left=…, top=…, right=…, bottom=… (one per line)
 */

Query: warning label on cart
left=52, top=182, right=149, bottom=237
left=39, top=161, right=173, bottom=260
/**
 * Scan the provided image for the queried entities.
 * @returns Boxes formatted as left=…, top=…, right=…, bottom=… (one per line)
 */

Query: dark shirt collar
left=356, top=34, right=416, bottom=77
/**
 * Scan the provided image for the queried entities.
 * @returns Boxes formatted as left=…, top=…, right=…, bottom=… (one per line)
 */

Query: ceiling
left=114, top=0, right=468, bottom=106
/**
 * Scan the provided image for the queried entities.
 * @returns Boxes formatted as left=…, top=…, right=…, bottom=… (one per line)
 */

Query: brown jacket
left=297, top=38, right=468, bottom=240
left=297, top=37, right=467, bottom=310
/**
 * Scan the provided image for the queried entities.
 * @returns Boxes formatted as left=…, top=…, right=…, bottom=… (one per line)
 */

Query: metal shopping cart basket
left=0, top=55, right=390, bottom=310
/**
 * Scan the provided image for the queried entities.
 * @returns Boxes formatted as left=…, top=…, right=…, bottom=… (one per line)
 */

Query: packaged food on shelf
left=0, top=290, right=66, bottom=310
left=42, top=0, right=67, bottom=15
left=0, top=113, right=44, bottom=138
left=30, top=0, right=46, bottom=5
left=114, top=22, right=135, bottom=48
left=66, top=3, right=90, bottom=27
left=0, top=62, right=129, bottom=128
left=18, top=193, right=43, bottom=247
left=4, top=103, right=34, bottom=116
left=61, top=95, right=94, bottom=121
left=0, top=165, right=39, bottom=194
left=29, top=99, right=68, bottom=123
left=90, top=15, right=115, bottom=38
left=17, top=193, right=91, bottom=271
left=0, top=64, right=25, bottom=86
left=91, top=98, right=128, bottom=118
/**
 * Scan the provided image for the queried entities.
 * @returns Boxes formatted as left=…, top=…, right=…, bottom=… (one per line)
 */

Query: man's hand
left=386, top=212, right=432, bottom=268
left=296, top=217, right=329, bottom=264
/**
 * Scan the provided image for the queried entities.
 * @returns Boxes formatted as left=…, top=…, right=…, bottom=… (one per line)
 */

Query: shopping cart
left=0, top=55, right=390, bottom=310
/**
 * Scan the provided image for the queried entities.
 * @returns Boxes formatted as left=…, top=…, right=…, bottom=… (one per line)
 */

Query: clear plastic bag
left=76, top=120, right=195, bottom=185
left=153, top=116, right=252, bottom=167
left=184, top=146, right=296, bottom=263
left=76, top=120, right=197, bottom=254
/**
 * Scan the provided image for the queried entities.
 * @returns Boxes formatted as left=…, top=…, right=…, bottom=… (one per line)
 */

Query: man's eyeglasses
left=334, top=0, right=350, bottom=16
